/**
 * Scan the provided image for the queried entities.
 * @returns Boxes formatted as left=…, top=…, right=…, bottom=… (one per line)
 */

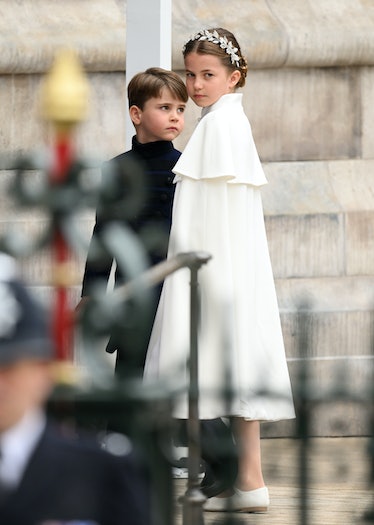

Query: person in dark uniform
left=80, top=67, right=188, bottom=376
left=0, top=252, right=150, bottom=525
left=79, top=67, right=238, bottom=498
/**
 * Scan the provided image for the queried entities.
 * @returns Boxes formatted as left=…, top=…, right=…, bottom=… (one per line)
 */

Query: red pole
left=50, top=136, right=74, bottom=361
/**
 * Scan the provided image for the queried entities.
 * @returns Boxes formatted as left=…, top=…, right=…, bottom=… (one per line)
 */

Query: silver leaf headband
left=183, top=29, right=241, bottom=68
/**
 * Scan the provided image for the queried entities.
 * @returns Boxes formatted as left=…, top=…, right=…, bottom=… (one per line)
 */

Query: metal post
left=297, top=301, right=311, bottom=525
left=182, top=263, right=206, bottom=525
left=363, top=307, right=374, bottom=522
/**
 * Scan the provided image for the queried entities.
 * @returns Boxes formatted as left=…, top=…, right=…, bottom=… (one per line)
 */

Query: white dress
left=144, top=94, right=295, bottom=421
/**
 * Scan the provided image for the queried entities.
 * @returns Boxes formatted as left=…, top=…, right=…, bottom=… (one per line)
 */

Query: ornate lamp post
left=40, top=49, right=89, bottom=362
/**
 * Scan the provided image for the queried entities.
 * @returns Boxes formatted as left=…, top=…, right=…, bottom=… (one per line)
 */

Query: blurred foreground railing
left=293, top=305, right=374, bottom=525
left=49, top=250, right=212, bottom=525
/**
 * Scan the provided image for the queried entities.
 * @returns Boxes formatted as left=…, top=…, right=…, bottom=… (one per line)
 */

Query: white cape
left=144, top=94, right=295, bottom=421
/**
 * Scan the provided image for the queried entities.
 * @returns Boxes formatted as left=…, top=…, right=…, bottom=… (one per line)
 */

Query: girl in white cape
left=144, top=27, right=295, bottom=513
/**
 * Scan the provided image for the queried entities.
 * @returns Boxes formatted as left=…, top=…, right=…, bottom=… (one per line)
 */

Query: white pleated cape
left=144, top=94, right=295, bottom=421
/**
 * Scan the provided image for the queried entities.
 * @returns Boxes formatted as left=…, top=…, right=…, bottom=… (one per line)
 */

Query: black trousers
left=174, top=418, right=238, bottom=497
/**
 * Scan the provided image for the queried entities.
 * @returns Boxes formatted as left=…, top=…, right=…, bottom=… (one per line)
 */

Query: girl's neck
left=201, top=92, right=238, bottom=117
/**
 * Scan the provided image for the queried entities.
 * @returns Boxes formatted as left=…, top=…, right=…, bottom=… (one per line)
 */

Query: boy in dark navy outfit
left=81, top=68, right=188, bottom=374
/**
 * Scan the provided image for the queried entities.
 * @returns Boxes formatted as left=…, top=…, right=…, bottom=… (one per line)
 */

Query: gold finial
left=40, top=49, right=90, bottom=130
left=52, top=361, right=81, bottom=386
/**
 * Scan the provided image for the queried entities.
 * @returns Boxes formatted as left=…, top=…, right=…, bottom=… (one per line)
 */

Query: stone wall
left=0, top=0, right=373, bottom=436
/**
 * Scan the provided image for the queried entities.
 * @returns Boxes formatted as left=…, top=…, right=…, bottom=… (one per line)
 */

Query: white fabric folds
left=173, top=94, right=267, bottom=186
left=144, top=94, right=295, bottom=421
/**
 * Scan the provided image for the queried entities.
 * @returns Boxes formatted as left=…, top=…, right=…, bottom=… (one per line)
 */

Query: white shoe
left=204, top=486, right=269, bottom=513
left=172, top=467, right=189, bottom=479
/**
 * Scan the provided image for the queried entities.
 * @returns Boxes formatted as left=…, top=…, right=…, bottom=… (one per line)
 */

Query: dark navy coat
left=0, top=424, right=150, bottom=525
left=81, top=137, right=181, bottom=373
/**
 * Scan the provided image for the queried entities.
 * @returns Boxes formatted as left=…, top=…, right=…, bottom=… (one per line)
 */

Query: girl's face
left=184, top=52, right=240, bottom=108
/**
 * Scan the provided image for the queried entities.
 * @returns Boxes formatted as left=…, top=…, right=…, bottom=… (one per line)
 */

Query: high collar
left=201, top=93, right=243, bottom=119
left=132, top=136, right=175, bottom=159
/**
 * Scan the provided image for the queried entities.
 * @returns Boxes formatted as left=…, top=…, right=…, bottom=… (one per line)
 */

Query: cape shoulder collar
left=201, top=93, right=243, bottom=119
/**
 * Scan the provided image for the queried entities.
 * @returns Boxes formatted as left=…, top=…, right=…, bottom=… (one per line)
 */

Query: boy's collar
left=132, top=136, right=175, bottom=158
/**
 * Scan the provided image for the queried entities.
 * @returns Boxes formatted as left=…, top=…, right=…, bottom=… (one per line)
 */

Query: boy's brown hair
left=128, top=67, right=188, bottom=108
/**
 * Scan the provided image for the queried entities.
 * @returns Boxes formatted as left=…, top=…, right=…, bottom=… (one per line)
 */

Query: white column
left=125, top=0, right=172, bottom=148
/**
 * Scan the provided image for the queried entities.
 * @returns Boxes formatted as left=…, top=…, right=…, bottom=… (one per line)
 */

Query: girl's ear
left=129, top=105, right=142, bottom=125
left=229, top=70, right=241, bottom=88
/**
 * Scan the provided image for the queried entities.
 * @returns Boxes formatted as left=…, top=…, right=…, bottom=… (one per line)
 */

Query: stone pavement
left=173, top=437, right=373, bottom=525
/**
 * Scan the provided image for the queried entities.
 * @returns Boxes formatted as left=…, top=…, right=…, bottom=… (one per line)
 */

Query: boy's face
left=130, top=87, right=186, bottom=143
